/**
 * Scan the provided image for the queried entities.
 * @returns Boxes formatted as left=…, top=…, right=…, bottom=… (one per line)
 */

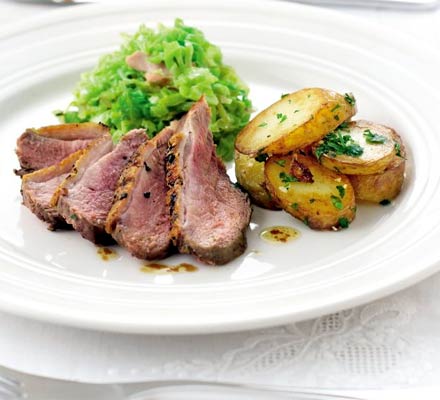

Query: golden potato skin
left=234, top=151, right=280, bottom=210
left=235, top=88, right=356, bottom=157
left=265, top=154, right=356, bottom=230
left=314, top=120, right=396, bottom=175
left=348, top=131, right=406, bottom=203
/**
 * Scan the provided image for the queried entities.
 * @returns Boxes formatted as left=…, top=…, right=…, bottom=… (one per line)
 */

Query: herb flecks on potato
left=265, top=154, right=356, bottom=230
left=234, top=87, right=407, bottom=231
left=314, top=120, right=396, bottom=175
left=235, top=88, right=356, bottom=157
left=348, top=130, right=406, bottom=203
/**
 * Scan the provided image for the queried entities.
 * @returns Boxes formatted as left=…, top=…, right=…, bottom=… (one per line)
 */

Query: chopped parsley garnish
left=344, top=93, right=356, bottom=106
left=336, top=185, right=346, bottom=198
left=258, top=122, right=268, bottom=128
left=70, top=214, right=78, bottom=221
left=309, top=198, right=316, bottom=204
left=380, top=199, right=391, bottom=206
left=276, top=113, right=287, bottom=123
left=363, top=129, right=387, bottom=144
left=331, top=104, right=341, bottom=112
left=294, top=109, right=300, bottom=113
left=394, top=142, right=403, bottom=158
left=303, top=217, right=309, bottom=226
left=291, top=202, right=299, bottom=210
left=281, top=93, right=288, bottom=98
left=337, top=121, right=350, bottom=132
left=255, top=153, right=269, bottom=162
left=334, top=115, right=340, bottom=121
left=338, top=217, right=350, bottom=229
left=330, top=195, right=343, bottom=210
left=279, top=171, right=298, bottom=189
left=275, top=159, right=286, bottom=167
left=280, top=171, right=298, bottom=183
left=315, top=129, right=364, bottom=160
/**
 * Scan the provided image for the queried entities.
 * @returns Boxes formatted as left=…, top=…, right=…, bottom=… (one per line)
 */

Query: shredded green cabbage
left=60, top=19, right=252, bottom=161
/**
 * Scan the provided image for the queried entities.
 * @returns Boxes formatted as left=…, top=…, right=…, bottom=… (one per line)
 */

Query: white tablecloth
left=1, top=0, right=440, bottom=392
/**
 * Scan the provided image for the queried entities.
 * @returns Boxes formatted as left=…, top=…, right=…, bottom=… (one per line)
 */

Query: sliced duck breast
left=166, top=98, right=251, bottom=265
left=106, top=125, right=176, bottom=260
left=21, top=134, right=112, bottom=230
left=58, top=129, right=147, bottom=244
left=16, top=122, right=109, bottom=175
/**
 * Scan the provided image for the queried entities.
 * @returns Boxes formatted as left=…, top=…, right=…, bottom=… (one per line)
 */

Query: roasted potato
left=348, top=131, right=406, bottom=203
left=234, top=151, right=280, bottom=209
left=265, top=153, right=356, bottom=230
left=313, top=120, right=396, bottom=175
left=235, top=88, right=356, bottom=157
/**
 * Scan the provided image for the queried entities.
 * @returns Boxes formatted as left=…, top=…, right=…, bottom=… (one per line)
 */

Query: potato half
left=314, top=120, right=396, bottom=175
left=348, top=131, right=406, bottom=203
left=235, top=88, right=356, bottom=157
left=234, top=150, right=280, bottom=209
left=265, top=154, right=356, bottom=230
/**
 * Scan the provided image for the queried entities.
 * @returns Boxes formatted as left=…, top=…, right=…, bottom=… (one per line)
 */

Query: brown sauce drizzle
left=97, top=247, right=118, bottom=261
left=141, top=262, right=198, bottom=274
left=260, top=226, right=300, bottom=243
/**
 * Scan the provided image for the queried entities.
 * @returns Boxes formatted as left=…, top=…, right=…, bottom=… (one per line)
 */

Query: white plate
left=0, top=0, right=439, bottom=335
